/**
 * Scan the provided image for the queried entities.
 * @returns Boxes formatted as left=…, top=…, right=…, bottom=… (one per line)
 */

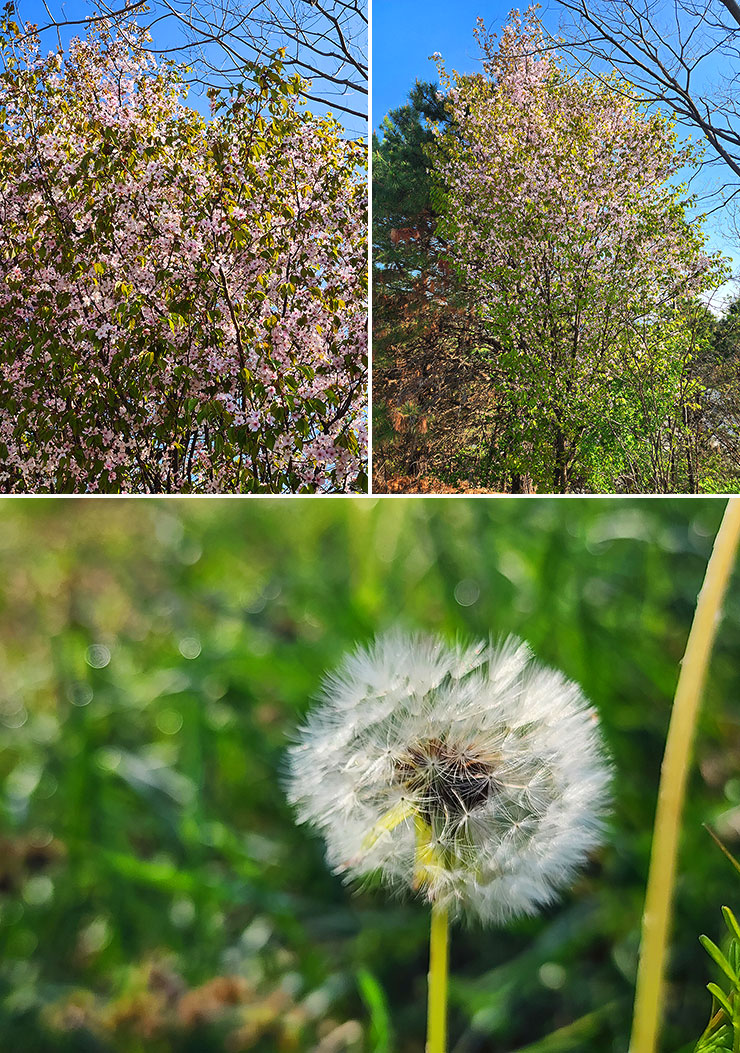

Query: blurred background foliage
left=1, top=497, right=740, bottom=1052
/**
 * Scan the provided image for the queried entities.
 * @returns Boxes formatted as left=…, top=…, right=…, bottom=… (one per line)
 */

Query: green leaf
left=723, top=907, right=740, bottom=946
left=730, top=940, right=740, bottom=980
left=707, top=983, right=734, bottom=1019
left=700, top=936, right=738, bottom=984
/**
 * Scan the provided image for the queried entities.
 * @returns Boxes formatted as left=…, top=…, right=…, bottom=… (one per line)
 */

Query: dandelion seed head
left=287, top=631, right=611, bottom=924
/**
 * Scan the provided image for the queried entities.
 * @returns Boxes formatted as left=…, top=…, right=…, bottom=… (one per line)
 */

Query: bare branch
left=557, top=0, right=740, bottom=182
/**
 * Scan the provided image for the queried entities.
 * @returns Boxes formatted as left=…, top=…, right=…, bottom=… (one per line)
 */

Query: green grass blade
left=704, top=827, right=740, bottom=878
left=357, top=968, right=393, bottom=1053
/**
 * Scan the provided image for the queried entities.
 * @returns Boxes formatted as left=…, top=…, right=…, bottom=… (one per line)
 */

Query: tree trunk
left=553, top=429, right=569, bottom=493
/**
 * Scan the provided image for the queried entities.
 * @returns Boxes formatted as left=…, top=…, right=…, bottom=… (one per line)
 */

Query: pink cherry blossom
left=0, top=13, right=367, bottom=493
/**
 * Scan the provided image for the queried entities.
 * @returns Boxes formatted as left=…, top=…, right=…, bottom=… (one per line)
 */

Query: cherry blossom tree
left=14, top=0, right=368, bottom=125
left=0, top=10, right=367, bottom=493
left=432, top=9, right=726, bottom=492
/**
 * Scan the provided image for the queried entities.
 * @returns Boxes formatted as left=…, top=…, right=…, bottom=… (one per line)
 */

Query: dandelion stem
left=630, top=498, right=740, bottom=1053
left=427, top=901, right=449, bottom=1053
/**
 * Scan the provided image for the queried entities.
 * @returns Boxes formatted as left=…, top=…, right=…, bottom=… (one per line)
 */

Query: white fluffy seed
left=286, top=630, right=611, bottom=924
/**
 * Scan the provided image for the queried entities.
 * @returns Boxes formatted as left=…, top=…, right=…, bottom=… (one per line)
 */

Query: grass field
left=1, top=497, right=738, bottom=1052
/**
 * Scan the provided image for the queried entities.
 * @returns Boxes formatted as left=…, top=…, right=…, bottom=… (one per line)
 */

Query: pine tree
left=372, top=83, right=494, bottom=490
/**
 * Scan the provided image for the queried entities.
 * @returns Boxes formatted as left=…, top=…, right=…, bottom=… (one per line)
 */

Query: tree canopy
left=431, top=10, right=725, bottom=492
left=0, top=12, right=367, bottom=493
left=15, top=0, right=368, bottom=124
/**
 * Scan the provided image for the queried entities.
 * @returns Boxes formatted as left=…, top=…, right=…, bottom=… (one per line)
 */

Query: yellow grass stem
left=630, top=498, right=740, bottom=1053
left=426, top=901, right=449, bottom=1053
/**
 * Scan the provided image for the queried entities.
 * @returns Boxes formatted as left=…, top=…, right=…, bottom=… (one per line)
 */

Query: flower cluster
left=288, top=632, right=610, bottom=923
left=0, top=15, right=367, bottom=493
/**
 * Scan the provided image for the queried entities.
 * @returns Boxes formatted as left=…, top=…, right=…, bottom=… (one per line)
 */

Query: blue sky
left=372, top=0, right=556, bottom=131
left=373, top=0, right=739, bottom=308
